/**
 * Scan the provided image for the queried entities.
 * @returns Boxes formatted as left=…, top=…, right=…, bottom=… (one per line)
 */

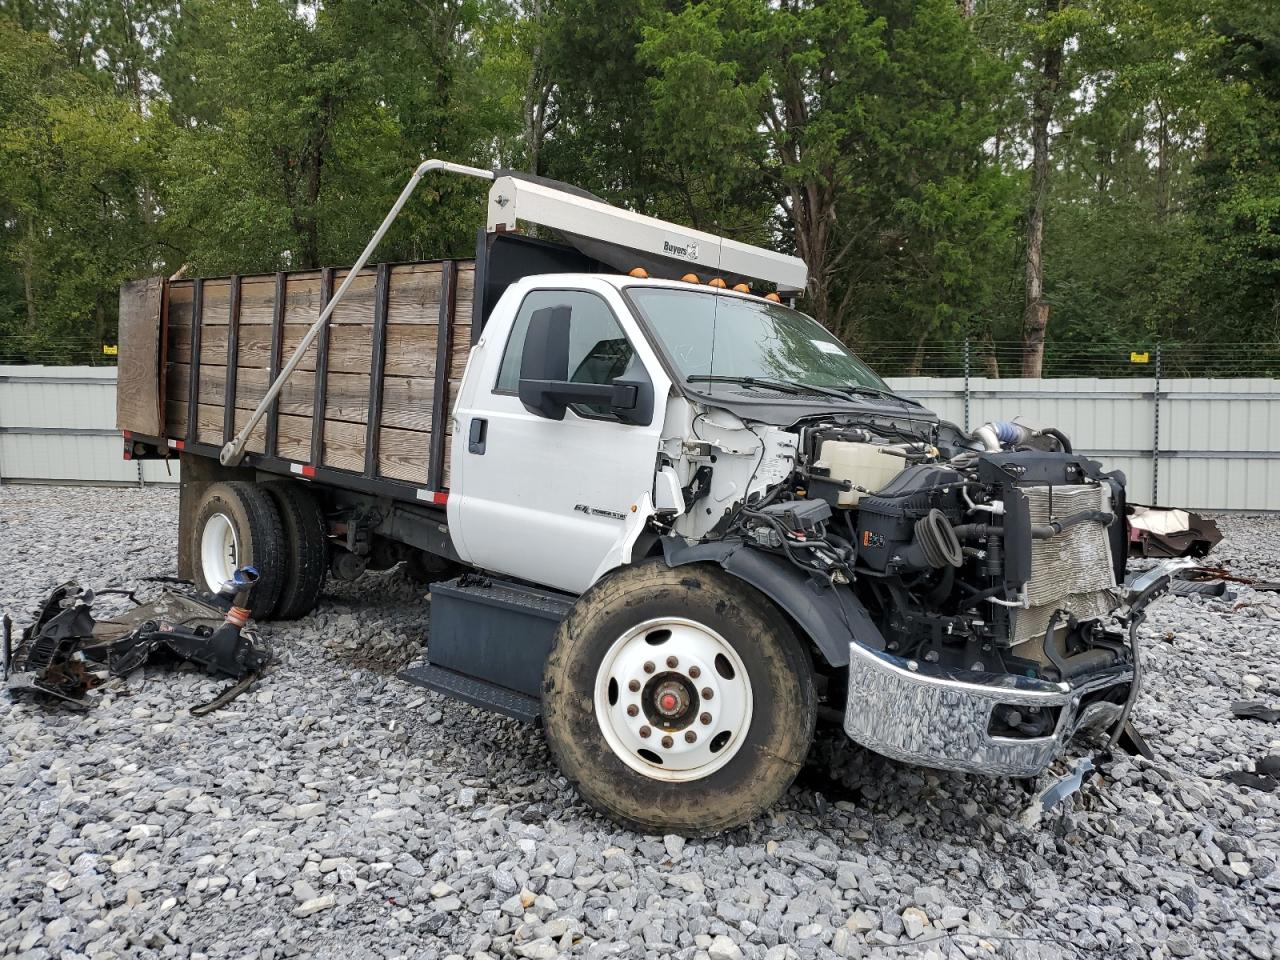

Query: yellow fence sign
left=102, top=344, right=118, bottom=356
left=1130, top=351, right=1149, bottom=364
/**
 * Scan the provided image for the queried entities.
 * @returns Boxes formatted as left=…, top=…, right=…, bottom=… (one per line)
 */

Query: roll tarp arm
left=219, top=159, right=495, bottom=467
left=220, top=158, right=812, bottom=467
left=660, top=537, right=884, bottom=667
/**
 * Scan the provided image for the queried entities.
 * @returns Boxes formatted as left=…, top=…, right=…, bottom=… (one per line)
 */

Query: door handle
left=468, top=417, right=487, bottom=455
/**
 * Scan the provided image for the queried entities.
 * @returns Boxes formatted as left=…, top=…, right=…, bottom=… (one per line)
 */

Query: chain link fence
left=8, top=334, right=1278, bottom=378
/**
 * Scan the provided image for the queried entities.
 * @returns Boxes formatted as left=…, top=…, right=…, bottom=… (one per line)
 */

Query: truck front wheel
left=542, top=560, right=815, bottom=836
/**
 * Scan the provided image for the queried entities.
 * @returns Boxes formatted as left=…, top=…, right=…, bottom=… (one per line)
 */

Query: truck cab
left=117, top=163, right=1186, bottom=835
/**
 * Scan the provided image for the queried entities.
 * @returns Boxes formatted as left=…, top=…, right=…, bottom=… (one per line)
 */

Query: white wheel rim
left=199, top=512, right=239, bottom=592
left=594, top=617, right=753, bottom=782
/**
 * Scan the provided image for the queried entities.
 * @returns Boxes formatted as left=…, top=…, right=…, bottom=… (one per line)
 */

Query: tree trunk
left=23, top=215, right=38, bottom=331
left=1021, top=0, right=1065, bottom=378
left=982, top=328, right=1000, bottom=378
left=1155, top=100, right=1171, bottom=220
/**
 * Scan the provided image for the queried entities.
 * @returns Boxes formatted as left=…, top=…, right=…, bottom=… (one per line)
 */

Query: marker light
left=764, top=292, right=782, bottom=303
left=681, top=273, right=701, bottom=284
left=708, top=277, right=727, bottom=288
left=628, top=267, right=649, bottom=278
left=732, top=283, right=750, bottom=293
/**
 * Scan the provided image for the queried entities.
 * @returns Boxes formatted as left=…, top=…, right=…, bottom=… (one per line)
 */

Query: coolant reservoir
left=816, top=441, right=906, bottom=506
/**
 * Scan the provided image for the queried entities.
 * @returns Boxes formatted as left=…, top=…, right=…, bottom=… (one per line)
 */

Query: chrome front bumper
left=841, top=642, right=1132, bottom=778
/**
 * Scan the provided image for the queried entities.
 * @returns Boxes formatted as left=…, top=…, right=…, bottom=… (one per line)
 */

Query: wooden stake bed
left=119, top=258, right=474, bottom=493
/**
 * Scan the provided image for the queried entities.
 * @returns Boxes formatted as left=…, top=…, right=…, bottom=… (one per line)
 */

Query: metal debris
left=1231, top=701, right=1280, bottom=723
left=3, top=568, right=271, bottom=713
left=1127, top=505, right=1222, bottom=559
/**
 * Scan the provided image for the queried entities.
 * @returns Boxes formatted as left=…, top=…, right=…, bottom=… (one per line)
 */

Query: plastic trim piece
left=659, top=537, right=884, bottom=667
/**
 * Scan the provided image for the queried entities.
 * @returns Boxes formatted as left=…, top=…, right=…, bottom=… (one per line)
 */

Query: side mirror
left=518, top=306, right=572, bottom=419
left=517, top=305, right=656, bottom=426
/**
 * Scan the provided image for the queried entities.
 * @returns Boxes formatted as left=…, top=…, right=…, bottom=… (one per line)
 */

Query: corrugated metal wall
left=0, top=366, right=178, bottom=485
left=2, top=367, right=1276, bottom=509
left=886, top=376, right=1280, bottom=510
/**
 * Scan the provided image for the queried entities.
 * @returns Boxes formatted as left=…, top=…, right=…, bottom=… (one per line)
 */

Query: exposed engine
left=666, top=409, right=1133, bottom=738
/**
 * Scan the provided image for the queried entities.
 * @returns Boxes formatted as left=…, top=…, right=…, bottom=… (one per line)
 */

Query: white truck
left=116, top=162, right=1183, bottom=834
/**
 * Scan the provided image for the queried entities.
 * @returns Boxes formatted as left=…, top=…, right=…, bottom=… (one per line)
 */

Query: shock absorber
left=216, top=566, right=260, bottom=629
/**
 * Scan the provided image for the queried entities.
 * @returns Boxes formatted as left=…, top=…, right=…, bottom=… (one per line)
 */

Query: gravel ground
left=1, top=483, right=1278, bottom=960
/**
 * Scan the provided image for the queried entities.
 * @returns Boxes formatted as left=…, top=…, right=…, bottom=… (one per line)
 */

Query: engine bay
left=659, top=402, right=1134, bottom=735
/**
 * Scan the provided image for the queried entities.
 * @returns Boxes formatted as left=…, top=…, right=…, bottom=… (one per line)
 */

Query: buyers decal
left=662, top=238, right=700, bottom=262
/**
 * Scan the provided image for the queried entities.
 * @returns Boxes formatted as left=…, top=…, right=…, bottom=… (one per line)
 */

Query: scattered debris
left=1231, top=701, right=1280, bottom=723
left=1219, top=756, right=1280, bottom=793
left=1127, top=505, right=1222, bottom=559
left=3, top=568, right=271, bottom=713
left=1020, top=756, right=1096, bottom=828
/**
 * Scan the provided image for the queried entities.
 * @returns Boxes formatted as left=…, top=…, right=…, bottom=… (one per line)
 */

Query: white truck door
left=448, top=281, right=669, bottom=594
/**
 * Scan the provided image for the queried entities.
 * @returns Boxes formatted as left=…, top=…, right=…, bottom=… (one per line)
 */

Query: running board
left=399, top=662, right=541, bottom=725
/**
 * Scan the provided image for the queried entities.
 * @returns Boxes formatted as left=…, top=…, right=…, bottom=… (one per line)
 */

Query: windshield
left=626, top=287, right=889, bottom=395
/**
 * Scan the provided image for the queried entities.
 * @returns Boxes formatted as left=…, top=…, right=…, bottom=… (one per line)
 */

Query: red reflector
left=174, top=439, right=185, bottom=450
left=122, top=430, right=132, bottom=439
left=433, top=492, right=448, bottom=505
left=301, top=465, right=317, bottom=478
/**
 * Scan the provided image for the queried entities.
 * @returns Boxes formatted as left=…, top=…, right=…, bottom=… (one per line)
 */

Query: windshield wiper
left=685, top=375, right=852, bottom=401
left=838, top=384, right=923, bottom=407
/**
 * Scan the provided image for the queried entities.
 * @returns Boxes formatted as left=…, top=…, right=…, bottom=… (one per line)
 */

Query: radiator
left=1011, top=484, right=1119, bottom=645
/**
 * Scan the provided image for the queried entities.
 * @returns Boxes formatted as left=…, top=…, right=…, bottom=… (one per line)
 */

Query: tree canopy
left=1, top=0, right=1276, bottom=375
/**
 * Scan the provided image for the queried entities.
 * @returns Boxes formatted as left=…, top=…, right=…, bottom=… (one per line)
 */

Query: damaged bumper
left=841, top=643, right=1130, bottom=777
left=842, top=556, right=1192, bottom=777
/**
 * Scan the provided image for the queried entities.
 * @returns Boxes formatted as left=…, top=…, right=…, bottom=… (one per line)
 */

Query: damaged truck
left=115, top=161, right=1187, bottom=834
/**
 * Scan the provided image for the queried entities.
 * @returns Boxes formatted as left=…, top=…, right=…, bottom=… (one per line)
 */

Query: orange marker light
left=708, top=277, right=727, bottom=288
left=732, top=283, right=750, bottom=293
left=681, top=273, right=701, bottom=284
left=764, top=292, right=782, bottom=303
left=628, top=267, right=649, bottom=278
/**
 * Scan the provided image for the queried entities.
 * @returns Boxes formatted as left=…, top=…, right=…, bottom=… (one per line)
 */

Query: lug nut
left=643, top=661, right=655, bottom=674
left=628, top=679, right=641, bottom=692
left=701, top=687, right=713, bottom=700
left=684, top=731, right=697, bottom=743
left=688, top=665, right=701, bottom=679
left=666, top=656, right=678, bottom=668
left=639, top=725, right=651, bottom=738
left=626, top=704, right=639, bottom=717
left=700, top=712, right=712, bottom=725
left=661, top=735, right=674, bottom=748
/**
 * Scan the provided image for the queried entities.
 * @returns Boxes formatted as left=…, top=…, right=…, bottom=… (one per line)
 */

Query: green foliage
left=0, top=20, right=165, bottom=362
left=0, top=0, right=1277, bottom=371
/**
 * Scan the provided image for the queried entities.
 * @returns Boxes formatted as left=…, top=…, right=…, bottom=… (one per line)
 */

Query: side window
left=495, top=290, right=641, bottom=418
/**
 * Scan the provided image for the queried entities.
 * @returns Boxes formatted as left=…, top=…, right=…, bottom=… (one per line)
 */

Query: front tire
left=542, top=560, right=815, bottom=836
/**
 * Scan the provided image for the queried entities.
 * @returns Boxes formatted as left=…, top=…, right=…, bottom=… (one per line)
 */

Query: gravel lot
left=2, top=484, right=1278, bottom=960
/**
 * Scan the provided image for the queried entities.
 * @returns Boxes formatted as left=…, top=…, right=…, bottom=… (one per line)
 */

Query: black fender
left=660, top=537, right=885, bottom=667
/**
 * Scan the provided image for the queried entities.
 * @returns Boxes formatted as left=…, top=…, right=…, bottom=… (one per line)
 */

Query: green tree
left=0, top=20, right=165, bottom=362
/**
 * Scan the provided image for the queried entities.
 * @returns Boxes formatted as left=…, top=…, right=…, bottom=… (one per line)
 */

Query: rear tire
left=263, top=482, right=328, bottom=619
left=542, top=559, right=816, bottom=836
left=190, top=481, right=287, bottom=619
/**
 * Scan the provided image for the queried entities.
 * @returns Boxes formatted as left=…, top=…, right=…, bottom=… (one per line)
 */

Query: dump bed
left=119, top=259, right=474, bottom=497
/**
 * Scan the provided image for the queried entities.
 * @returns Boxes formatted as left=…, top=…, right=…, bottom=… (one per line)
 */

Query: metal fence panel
left=886, top=376, right=1279, bottom=511
left=0, top=366, right=179, bottom=485
left=1, top=367, right=1276, bottom=510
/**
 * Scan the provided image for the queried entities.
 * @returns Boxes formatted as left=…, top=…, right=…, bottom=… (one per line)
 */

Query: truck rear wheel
left=542, top=560, right=815, bottom=836
left=263, top=482, right=328, bottom=619
left=191, top=481, right=286, bottom=619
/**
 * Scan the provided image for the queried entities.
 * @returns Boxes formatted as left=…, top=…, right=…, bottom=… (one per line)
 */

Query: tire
left=542, top=559, right=816, bottom=836
left=190, top=481, right=287, bottom=619
left=263, top=482, right=328, bottom=619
